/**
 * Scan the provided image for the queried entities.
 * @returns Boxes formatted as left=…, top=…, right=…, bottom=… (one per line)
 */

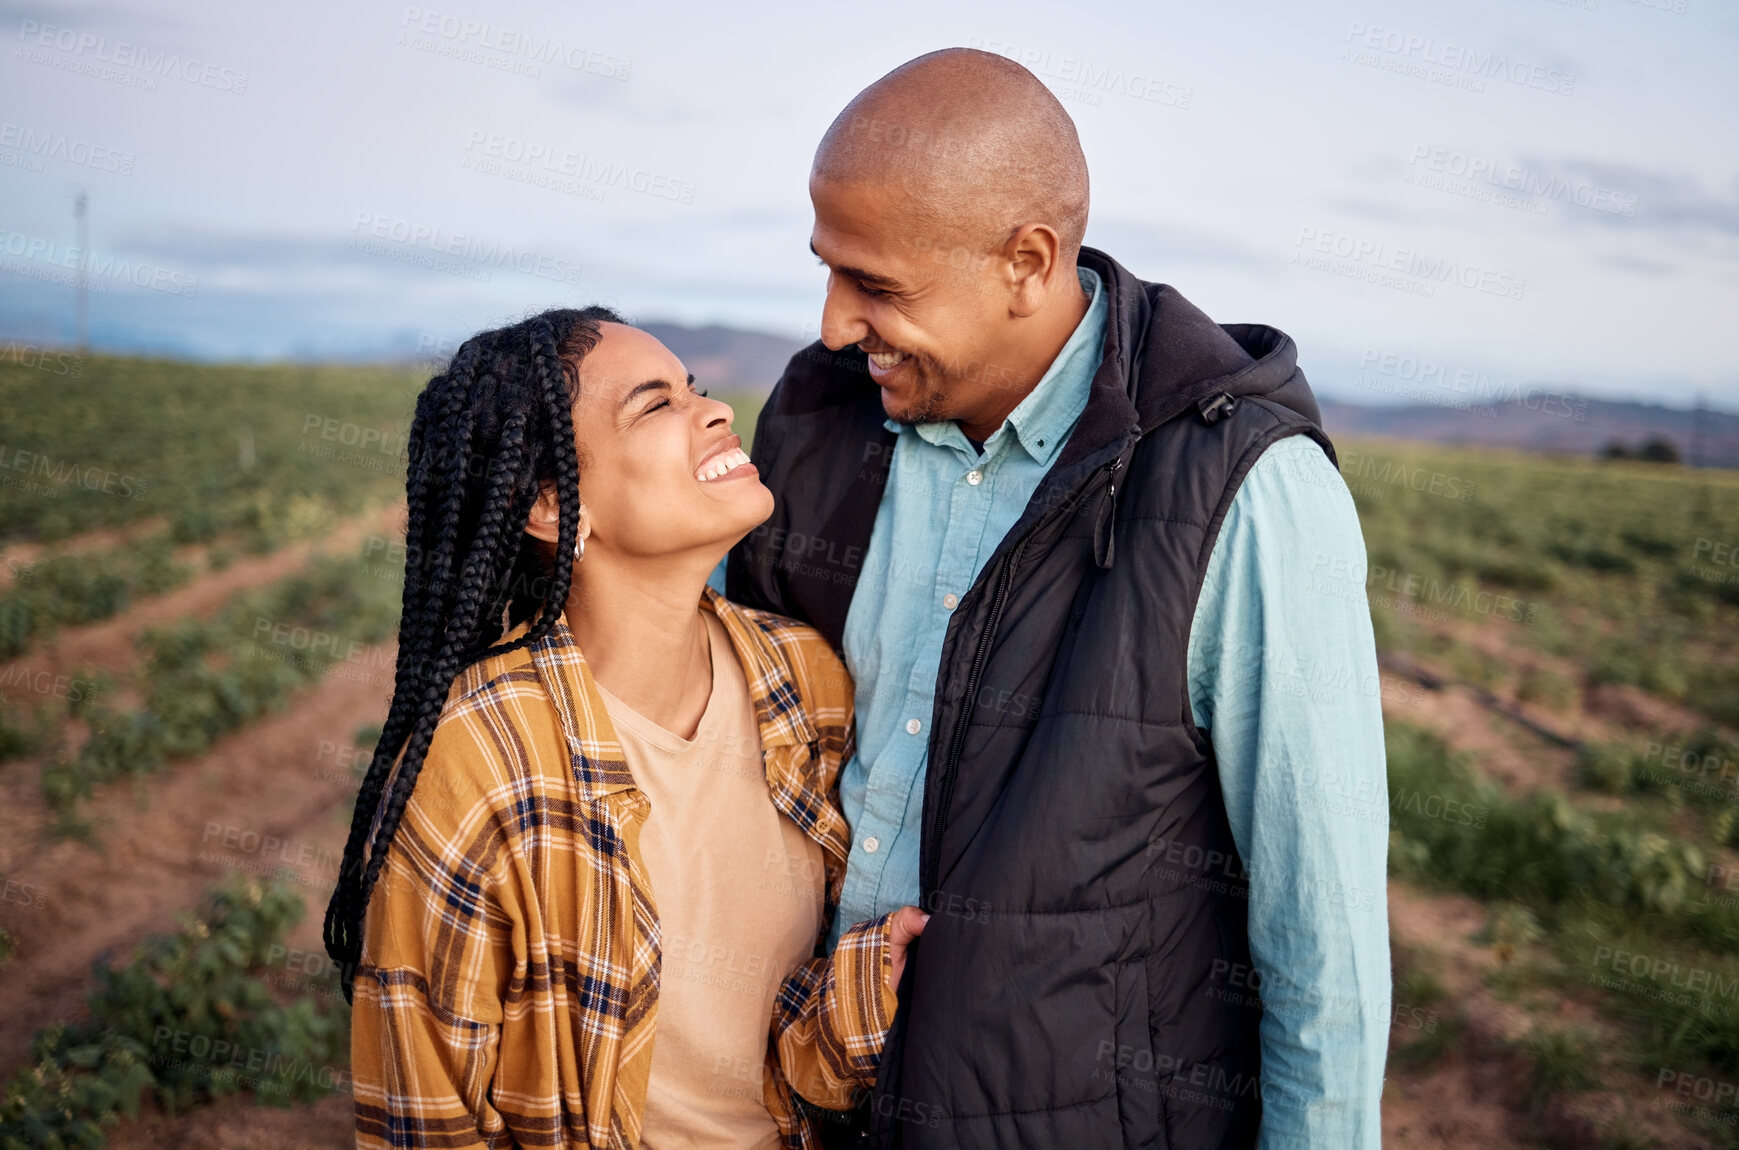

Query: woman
left=324, top=307, right=926, bottom=1149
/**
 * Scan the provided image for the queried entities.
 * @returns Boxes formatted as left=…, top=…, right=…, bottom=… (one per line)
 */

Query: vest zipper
left=926, top=536, right=1024, bottom=891
left=923, top=453, right=1123, bottom=893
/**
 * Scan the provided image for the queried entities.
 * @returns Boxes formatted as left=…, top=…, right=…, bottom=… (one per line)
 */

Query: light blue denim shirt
left=832, top=264, right=1108, bottom=951
left=715, top=268, right=1389, bottom=1147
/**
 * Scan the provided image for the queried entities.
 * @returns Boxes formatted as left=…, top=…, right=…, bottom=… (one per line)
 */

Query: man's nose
left=818, top=277, right=868, bottom=351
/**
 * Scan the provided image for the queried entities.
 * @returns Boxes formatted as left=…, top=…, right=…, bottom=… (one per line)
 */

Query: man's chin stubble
left=883, top=381, right=952, bottom=428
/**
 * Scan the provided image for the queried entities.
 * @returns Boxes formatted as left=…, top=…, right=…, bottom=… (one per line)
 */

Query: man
left=723, top=48, right=1389, bottom=1149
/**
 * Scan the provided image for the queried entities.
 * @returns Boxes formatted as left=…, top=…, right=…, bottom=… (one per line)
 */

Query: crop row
left=1388, top=720, right=1739, bottom=1147
left=1347, top=442, right=1739, bottom=727
left=0, top=877, right=349, bottom=1148
left=40, top=546, right=402, bottom=826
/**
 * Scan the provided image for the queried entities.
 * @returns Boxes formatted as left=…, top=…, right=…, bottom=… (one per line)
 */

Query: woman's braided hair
left=324, top=305, right=621, bottom=1002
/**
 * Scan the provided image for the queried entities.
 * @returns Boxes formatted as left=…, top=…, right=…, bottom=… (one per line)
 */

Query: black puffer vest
left=727, top=247, right=1336, bottom=1149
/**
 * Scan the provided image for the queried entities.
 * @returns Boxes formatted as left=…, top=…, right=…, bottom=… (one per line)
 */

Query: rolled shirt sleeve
left=763, top=912, right=898, bottom=1147
left=1186, top=434, right=1391, bottom=1148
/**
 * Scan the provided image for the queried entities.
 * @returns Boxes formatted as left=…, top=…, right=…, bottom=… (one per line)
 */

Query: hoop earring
left=573, top=535, right=585, bottom=561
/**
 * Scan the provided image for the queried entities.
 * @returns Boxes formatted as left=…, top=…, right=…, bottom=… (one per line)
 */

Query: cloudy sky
left=1, top=0, right=1735, bottom=407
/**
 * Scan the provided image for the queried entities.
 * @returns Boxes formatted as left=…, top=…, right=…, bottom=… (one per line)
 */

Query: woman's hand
left=887, top=905, right=930, bottom=991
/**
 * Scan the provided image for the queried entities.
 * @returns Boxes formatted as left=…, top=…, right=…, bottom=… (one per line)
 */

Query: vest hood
left=1068, top=246, right=1325, bottom=470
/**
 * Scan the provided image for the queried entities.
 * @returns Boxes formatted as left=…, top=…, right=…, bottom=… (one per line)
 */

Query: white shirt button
left=966, top=469, right=983, bottom=485
left=905, top=718, right=922, bottom=735
left=863, top=836, right=881, bottom=854
left=942, top=593, right=958, bottom=610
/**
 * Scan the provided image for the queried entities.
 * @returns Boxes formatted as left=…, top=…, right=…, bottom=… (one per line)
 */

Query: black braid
left=325, top=306, right=620, bottom=1002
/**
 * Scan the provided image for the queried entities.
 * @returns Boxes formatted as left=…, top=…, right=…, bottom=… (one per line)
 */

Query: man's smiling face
left=809, top=175, right=1017, bottom=429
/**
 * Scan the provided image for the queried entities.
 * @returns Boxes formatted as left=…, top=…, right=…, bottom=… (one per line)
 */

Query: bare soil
left=0, top=638, right=392, bottom=1076
left=0, top=501, right=404, bottom=688
left=2, top=527, right=1726, bottom=1146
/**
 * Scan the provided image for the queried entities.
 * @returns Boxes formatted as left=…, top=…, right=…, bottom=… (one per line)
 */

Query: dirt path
left=0, top=517, right=172, bottom=586
left=105, top=1092, right=354, bottom=1150
left=0, top=501, right=404, bottom=690
left=1379, top=655, right=1583, bottom=794
left=1384, top=882, right=1715, bottom=1149
left=1404, top=613, right=1731, bottom=745
left=0, top=639, right=394, bottom=1077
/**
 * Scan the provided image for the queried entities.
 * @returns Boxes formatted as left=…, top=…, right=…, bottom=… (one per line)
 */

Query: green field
left=4, top=357, right=1738, bottom=1145
left=0, top=354, right=421, bottom=545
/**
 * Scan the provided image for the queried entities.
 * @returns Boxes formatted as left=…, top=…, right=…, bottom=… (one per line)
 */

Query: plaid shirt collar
left=453, top=585, right=822, bottom=798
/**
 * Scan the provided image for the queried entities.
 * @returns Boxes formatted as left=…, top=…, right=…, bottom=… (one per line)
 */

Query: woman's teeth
left=869, top=350, right=907, bottom=369
left=696, top=447, right=751, bottom=482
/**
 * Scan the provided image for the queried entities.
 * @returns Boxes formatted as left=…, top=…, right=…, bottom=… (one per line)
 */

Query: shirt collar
left=462, top=589, right=820, bottom=800
left=886, top=265, right=1107, bottom=468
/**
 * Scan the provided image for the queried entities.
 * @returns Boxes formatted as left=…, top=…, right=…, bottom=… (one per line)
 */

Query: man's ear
left=1004, top=222, right=1065, bottom=319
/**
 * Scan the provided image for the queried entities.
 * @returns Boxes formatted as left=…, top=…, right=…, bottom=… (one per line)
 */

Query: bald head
left=812, top=48, right=1089, bottom=260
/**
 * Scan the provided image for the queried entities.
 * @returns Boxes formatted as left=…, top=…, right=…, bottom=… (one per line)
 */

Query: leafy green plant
left=1390, top=723, right=1713, bottom=919
left=39, top=548, right=401, bottom=819
left=0, top=539, right=192, bottom=658
left=1524, top=1028, right=1598, bottom=1113
left=0, top=703, right=50, bottom=762
left=1515, top=665, right=1577, bottom=711
left=1388, top=1011, right=1463, bottom=1071
left=1577, top=742, right=1640, bottom=793
left=0, top=878, right=348, bottom=1146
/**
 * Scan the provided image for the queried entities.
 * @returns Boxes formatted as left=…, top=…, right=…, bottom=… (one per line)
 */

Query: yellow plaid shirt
left=351, top=587, right=897, bottom=1149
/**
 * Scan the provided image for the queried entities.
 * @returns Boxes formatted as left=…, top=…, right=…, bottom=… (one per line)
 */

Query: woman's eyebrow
left=618, top=379, right=672, bottom=410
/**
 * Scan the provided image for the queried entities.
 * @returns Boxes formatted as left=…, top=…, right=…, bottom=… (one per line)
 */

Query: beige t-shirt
left=595, top=610, right=826, bottom=1149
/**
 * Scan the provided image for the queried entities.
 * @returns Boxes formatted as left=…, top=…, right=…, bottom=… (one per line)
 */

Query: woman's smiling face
left=567, top=322, right=773, bottom=565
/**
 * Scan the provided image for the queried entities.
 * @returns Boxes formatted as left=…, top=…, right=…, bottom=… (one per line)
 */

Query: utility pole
left=1691, top=390, right=1708, bottom=470
left=74, top=190, right=89, bottom=352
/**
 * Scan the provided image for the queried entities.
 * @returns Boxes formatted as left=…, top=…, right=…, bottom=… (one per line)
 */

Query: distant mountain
left=470, top=316, right=1739, bottom=469
left=638, top=322, right=805, bottom=395
left=1320, top=395, right=1739, bottom=469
